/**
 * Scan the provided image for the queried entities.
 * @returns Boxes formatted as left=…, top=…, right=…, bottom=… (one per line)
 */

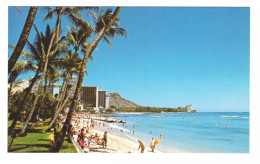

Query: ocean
left=97, top=112, right=249, bottom=153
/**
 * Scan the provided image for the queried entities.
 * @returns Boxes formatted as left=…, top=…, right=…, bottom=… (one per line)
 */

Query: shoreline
left=89, top=128, right=162, bottom=153
left=68, top=112, right=189, bottom=153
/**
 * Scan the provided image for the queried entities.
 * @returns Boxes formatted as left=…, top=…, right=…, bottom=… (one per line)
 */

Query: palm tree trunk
left=8, top=7, right=38, bottom=74
left=46, top=76, right=78, bottom=131
left=8, top=69, right=40, bottom=135
left=58, top=73, right=71, bottom=109
left=8, top=70, right=19, bottom=95
left=52, top=72, right=70, bottom=119
left=54, top=75, right=67, bottom=112
left=51, top=7, right=122, bottom=152
left=43, top=75, right=48, bottom=93
left=56, top=7, right=63, bottom=49
left=19, top=29, right=56, bottom=135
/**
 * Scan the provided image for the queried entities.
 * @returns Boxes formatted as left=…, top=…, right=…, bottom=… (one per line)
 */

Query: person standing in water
left=150, top=137, right=155, bottom=152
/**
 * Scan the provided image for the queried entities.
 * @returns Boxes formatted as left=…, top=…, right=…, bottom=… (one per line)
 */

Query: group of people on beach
left=61, top=113, right=109, bottom=153
left=78, top=128, right=107, bottom=148
left=138, top=137, right=161, bottom=153
left=71, top=127, right=108, bottom=152
left=60, top=112, right=163, bottom=153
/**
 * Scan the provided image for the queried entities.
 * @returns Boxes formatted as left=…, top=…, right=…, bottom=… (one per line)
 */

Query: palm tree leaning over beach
left=51, top=7, right=126, bottom=152
left=46, top=24, right=94, bottom=131
left=8, top=7, right=38, bottom=74
left=47, top=54, right=82, bottom=131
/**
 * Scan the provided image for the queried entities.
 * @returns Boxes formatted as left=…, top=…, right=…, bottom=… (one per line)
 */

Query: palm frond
left=15, top=7, right=21, bottom=13
left=8, top=44, right=34, bottom=60
left=43, top=9, right=57, bottom=22
left=12, top=61, right=38, bottom=75
left=89, top=55, right=94, bottom=61
left=103, top=36, right=112, bottom=48
left=67, top=14, right=95, bottom=33
left=26, top=41, right=41, bottom=62
left=88, top=12, right=98, bottom=23
left=67, top=32, right=76, bottom=45
left=65, top=7, right=82, bottom=18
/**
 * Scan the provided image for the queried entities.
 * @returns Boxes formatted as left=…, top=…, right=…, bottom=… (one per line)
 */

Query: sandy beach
left=89, top=128, right=161, bottom=153
left=69, top=114, right=161, bottom=153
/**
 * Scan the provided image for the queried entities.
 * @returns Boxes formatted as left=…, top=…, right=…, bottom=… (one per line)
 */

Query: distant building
left=80, top=86, right=99, bottom=110
left=9, top=80, right=29, bottom=93
left=98, top=90, right=107, bottom=108
left=184, top=104, right=192, bottom=112
left=79, top=86, right=110, bottom=111
left=105, top=93, right=110, bottom=109
left=32, top=82, right=53, bottom=95
left=32, top=82, right=39, bottom=93
left=68, top=76, right=77, bottom=85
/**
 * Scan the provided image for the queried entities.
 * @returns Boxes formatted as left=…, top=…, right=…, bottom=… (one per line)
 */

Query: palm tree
left=46, top=24, right=93, bottom=131
left=51, top=7, right=125, bottom=152
left=8, top=7, right=38, bottom=74
left=89, top=9, right=127, bottom=47
left=46, top=53, right=81, bottom=131
left=8, top=44, right=43, bottom=134
left=19, top=23, right=66, bottom=135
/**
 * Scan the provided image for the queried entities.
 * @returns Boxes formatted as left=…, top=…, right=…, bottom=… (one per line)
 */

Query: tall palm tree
left=8, top=7, right=38, bottom=74
left=46, top=53, right=82, bottom=131
left=51, top=7, right=125, bottom=152
left=47, top=25, right=93, bottom=131
left=19, top=24, right=67, bottom=135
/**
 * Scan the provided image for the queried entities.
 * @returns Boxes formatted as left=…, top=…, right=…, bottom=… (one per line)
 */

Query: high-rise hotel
left=80, top=86, right=110, bottom=110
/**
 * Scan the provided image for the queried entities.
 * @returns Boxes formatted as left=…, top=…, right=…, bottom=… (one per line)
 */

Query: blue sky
left=8, top=7, right=250, bottom=112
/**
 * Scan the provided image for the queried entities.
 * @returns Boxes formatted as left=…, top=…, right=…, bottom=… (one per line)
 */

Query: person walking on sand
left=103, top=131, right=107, bottom=148
left=150, top=137, right=155, bottom=152
left=160, top=133, right=162, bottom=141
left=138, top=140, right=145, bottom=153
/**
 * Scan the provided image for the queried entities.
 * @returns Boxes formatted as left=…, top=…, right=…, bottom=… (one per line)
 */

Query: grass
left=8, top=120, right=77, bottom=153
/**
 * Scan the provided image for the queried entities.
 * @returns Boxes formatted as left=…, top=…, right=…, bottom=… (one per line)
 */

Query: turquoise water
left=100, top=112, right=249, bottom=153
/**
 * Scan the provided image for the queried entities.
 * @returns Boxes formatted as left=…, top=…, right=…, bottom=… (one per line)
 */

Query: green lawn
left=8, top=120, right=77, bottom=153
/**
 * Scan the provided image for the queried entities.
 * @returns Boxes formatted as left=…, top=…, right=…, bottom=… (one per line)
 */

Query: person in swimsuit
left=138, top=140, right=145, bottom=153
left=103, top=131, right=107, bottom=148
